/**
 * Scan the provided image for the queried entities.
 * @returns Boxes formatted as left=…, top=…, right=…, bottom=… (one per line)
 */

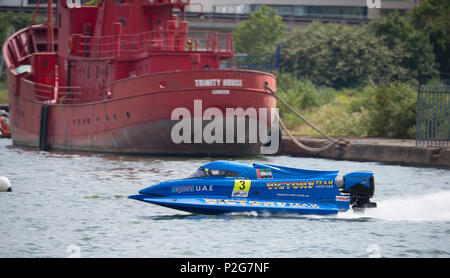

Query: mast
left=47, top=0, right=54, bottom=52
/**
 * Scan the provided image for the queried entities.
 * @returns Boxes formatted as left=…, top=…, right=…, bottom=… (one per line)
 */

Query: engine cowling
left=337, top=172, right=376, bottom=209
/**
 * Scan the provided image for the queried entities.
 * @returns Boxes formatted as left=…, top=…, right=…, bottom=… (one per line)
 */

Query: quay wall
left=280, top=136, right=450, bottom=169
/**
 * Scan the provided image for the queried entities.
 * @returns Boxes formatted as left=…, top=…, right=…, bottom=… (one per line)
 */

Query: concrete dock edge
left=280, top=136, right=450, bottom=169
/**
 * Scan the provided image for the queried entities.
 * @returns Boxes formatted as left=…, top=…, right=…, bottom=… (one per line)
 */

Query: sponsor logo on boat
left=203, top=198, right=319, bottom=208
left=336, top=195, right=350, bottom=202
left=172, top=185, right=214, bottom=193
left=275, top=193, right=309, bottom=198
left=266, top=181, right=313, bottom=190
left=266, top=179, right=334, bottom=190
left=232, top=180, right=251, bottom=198
left=314, top=180, right=335, bottom=188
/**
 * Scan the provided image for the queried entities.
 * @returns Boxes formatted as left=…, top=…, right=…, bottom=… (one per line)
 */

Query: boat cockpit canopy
left=186, top=168, right=239, bottom=179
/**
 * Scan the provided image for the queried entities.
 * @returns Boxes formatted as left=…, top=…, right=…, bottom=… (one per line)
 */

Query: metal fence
left=416, top=85, right=450, bottom=147
left=223, top=44, right=280, bottom=71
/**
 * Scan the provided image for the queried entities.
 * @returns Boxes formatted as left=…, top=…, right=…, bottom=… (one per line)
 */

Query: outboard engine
left=336, top=172, right=377, bottom=209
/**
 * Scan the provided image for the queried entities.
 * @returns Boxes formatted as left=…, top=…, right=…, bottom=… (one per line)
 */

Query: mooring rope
left=264, top=83, right=344, bottom=153
left=276, top=111, right=337, bottom=152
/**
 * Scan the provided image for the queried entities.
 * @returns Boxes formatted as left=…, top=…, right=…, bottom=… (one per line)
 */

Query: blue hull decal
left=129, top=195, right=340, bottom=215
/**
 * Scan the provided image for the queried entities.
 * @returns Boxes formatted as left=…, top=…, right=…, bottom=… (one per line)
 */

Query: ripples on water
left=0, top=139, right=449, bottom=258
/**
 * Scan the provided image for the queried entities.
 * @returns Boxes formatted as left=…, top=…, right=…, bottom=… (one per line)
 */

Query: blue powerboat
left=129, top=161, right=376, bottom=215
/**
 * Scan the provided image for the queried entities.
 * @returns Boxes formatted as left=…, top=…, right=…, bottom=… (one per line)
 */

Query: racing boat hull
left=129, top=161, right=376, bottom=215
left=129, top=195, right=342, bottom=215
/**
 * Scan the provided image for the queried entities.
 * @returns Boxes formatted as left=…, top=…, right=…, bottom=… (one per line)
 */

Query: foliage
left=276, top=73, right=371, bottom=136
left=233, top=6, right=286, bottom=56
left=0, top=12, right=42, bottom=81
left=0, top=11, right=36, bottom=47
left=411, top=0, right=450, bottom=76
left=0, top=92, right=7, bottom=104
left=369, top=11, right=439, bottom=82
left=363, top=83, right=417, bottom=138
left=279, top=22, right=412, bottom=88
left=276, top=74, right=417, bottom=139
left=278, top=2, right=448, bottom=87
left=276, top=73, right=329, bottom=128
left=299, top=97, right=371, bottom=137
left=273, top=2, right=446, bottom=138
left=0, top=80, right=7, bottom=103
left=281, top=83, right=375, bottom=137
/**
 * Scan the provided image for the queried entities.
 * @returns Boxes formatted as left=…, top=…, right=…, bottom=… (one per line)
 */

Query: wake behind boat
left=129, top=160, right=376, bottom=215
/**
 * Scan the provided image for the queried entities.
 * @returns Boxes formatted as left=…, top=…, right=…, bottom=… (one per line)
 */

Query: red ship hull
left=3, top=1, right=277, bottom=156
left=8, top=69, right=276, bottom=155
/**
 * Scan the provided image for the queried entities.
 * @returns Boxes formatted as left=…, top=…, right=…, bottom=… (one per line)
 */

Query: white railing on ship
left=73, top=30, right=233, bottom=58
left=24, top=79, right=104, bottom=104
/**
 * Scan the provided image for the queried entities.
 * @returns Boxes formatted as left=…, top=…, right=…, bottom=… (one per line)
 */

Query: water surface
left=1, top=139, right=449, bottom=257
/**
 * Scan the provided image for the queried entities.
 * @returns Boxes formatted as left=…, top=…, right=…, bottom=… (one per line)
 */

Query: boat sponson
left=128, top=195, right=340, bottom=215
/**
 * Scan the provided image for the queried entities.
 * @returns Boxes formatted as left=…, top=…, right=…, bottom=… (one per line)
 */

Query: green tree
left=369, top=11, right=439, bottom=82
left=411, top=0, right=450, bottom=76
left=364, top=83, right=417, bottom=138
left=233, top=6, right=286, bottom=56
left=280, top=22, right=411, bottom=88
left=0, top=11, right=34, bottom=46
